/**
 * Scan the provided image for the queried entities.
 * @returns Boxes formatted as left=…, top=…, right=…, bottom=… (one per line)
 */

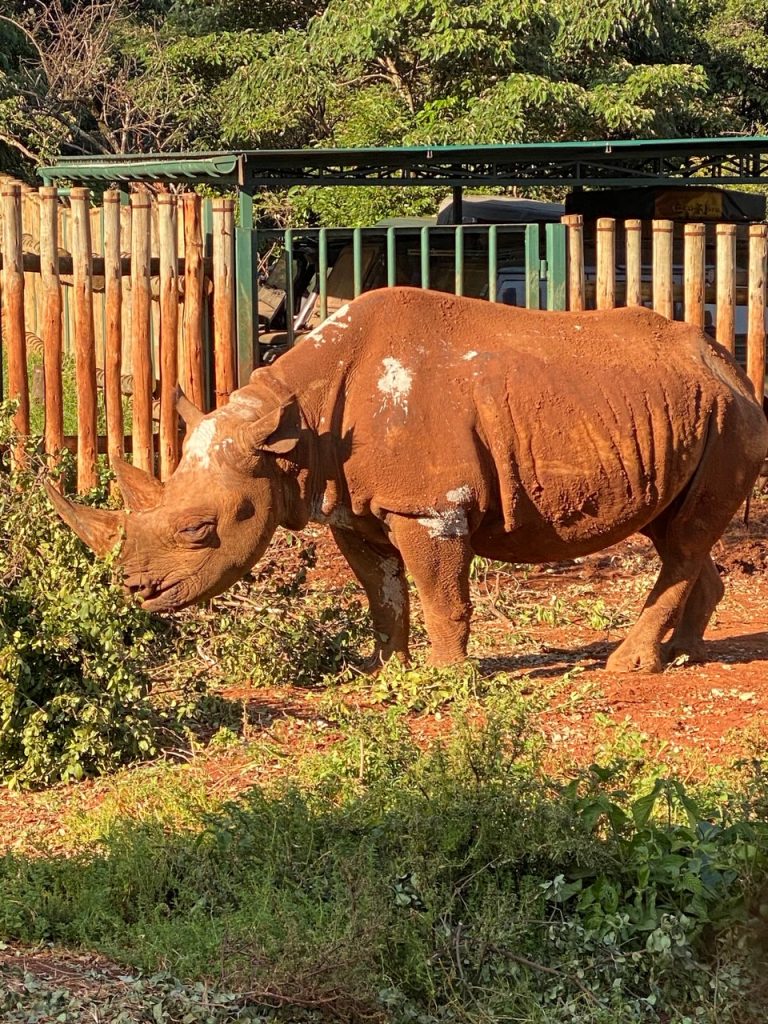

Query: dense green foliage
left=1, top=0, right=768, bottom=221
left=1, top=710, right=767, bottom=1021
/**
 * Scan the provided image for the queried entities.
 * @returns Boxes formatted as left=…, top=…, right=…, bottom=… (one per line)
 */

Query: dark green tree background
left=1, top=0, right=766, bottom=219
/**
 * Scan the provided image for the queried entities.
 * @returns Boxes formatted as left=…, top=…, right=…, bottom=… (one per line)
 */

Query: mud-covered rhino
left=48, top=287, right=768, bottom=673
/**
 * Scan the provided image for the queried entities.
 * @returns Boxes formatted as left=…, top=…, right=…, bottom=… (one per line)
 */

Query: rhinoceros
left=47, top=287, right=768, bottom=673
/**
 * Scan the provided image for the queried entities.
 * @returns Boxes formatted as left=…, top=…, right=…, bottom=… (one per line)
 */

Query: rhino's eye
left=175, top=520, right=216, bottom=546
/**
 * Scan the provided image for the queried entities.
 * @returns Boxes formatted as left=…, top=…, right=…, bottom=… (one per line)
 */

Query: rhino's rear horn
left=45, top=481, right=124, bottom=557
left=175, top=388, right=204, bottom=429
left=112, top=458, right=164, bottom=511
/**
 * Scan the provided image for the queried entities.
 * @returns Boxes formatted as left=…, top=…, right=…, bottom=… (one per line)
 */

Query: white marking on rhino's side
left=380, top=558, right=404, bottom=612
left=463, top=350, right=478, bottom=361
left=446, top=485, right=472, bottom=504
left=377, top=357, right=412, bottom=411
left=417, top=507, right=469, bottom=539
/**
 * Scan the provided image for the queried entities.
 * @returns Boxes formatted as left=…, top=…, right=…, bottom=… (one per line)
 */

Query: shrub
left=0, top=411, right=172, bottom=787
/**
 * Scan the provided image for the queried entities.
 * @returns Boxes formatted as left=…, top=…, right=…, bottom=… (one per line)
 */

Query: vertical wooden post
left=39, top=186, right=64, bottom=468
left=182, top=192, right=205, bottom=411
left=20, top=185, right=39, bottom=345
left=747, top=223, right=767, bottom=403
left=131, top=192, right=154, bottom=474
left=625, top=219, right=643, bottom=307
left=69, top=187, right=98, bottom=493
left=716, top=224, right=736, bottom=355
left=158, top=194, right=179, bottom=478
left=684, top=223, right=706, bottom=329
left=213, top=198, right=236, bottom=407
left=652, top=219, right=674, bottom=320
left=561, top=214, right=584, bottom=311
left=1, top=182, right=29, bottom=442
left=596, top=217, right=615, bottom=310
left=103, top=190, right=124, bottom=471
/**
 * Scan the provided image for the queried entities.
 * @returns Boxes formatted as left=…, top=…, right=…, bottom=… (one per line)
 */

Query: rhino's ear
left=45, top=481, right=124, bottom=557
left=112, top=458, right=164, bottom=512
left=239, top=399, right=300, bottom=456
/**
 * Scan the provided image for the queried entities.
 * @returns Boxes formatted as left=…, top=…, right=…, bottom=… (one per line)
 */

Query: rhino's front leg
left=330, top=526, right=410, bottom=667
left=388, top=515, right=473, bottom=666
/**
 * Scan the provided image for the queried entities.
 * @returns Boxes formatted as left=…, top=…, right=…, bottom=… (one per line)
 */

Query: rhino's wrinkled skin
left=48, top=287, right=768, bottom=672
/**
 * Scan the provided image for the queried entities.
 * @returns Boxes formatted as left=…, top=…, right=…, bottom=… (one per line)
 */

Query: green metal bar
left=285, top=228, right=295, bottom=347
left=488, top=225, right=498, bottom=302
left=236, top=190, right=258, bottom=382
left=525, top=224, right=540, bottom=310
left=386, top=227, right=396, bottom=288
left=420, top=226, right=430, bottom=289
left=353, top=227, right=363, bottom=297
left=545, top=223, right=567, bottom=311
left=202, top=197, right=214, bottom=407
left=319, top=227, right=328, bottom=321
left=454, top=225, right=464, bottom=297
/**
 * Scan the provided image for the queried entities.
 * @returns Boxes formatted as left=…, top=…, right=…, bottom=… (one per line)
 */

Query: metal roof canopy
left=38, top=136, right=768, bottom=190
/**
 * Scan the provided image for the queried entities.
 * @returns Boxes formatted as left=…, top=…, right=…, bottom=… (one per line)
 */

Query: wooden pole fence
left=39, top=185, right=63, bottom=470
left=747, top=223, right=767, bottom=404
left=596, top=218, right=615, bottom=310
left=684, top=223, right=706, bottom=329
left=158, top=194, right=179, bottom=478
left=716, top=224, right=736, bottom=355
left=213, top=198, right=236, bottom=408
left=182, top=192, right=206, bottom=412
left=2, top=183, right=29, bottom=448
left=103, top=190, right=124, bottom=473
left=131, top=192, right=154, bottom=475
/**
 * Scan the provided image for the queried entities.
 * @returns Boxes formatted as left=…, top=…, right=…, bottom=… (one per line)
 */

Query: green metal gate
left=233, top=197, right=566, bottom=386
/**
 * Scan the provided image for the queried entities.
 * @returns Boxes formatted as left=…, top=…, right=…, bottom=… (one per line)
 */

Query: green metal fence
left=234, top=208, right=567, bottom=386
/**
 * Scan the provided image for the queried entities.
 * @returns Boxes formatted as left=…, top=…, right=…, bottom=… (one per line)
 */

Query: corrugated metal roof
left=39, top=136, right=768, bottom=190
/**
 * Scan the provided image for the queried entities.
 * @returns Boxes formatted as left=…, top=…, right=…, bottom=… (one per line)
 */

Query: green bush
left=0, top=410, right=173, bottom=787
left=0, top=714, right=766, bottom=1022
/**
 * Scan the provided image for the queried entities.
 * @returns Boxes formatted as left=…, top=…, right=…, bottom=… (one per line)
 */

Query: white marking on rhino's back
left=377, top=357, right=412, bottom=411
left=308, top=303, right=352, bottom=346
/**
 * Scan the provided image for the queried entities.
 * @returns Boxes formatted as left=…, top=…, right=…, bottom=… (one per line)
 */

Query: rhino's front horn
left=112, top=458, right=163, bottom=511
left=175, top=388, right=204, bottom=429
left=44, top=481, right=124, bottom=557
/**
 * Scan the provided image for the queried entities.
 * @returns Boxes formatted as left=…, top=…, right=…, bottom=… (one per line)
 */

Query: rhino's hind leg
left=330, top=526, right=410, bottom=668
left=387, top=515, right=473, bottom=667
left=606, top=554, right=702, bottom=673
left=607, top=405, right=754, bottom=673
left=661, top=556, right=724, bottom=665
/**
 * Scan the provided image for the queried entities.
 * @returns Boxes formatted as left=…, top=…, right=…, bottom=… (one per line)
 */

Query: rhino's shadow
left=477, top=630, right=768, bottom=679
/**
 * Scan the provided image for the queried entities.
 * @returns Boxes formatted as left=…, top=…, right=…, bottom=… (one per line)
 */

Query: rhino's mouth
left=126, top=577, right=191, bottom=613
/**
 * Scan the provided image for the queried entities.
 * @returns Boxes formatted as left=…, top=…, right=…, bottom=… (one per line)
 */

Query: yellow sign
left=654, top=190, right=724, bottom=221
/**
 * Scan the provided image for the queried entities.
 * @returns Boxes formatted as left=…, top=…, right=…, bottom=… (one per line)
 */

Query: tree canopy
left=1, top=0, right=767, bottom=218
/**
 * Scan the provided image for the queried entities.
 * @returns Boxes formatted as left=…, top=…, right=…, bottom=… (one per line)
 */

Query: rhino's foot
left=605, top=642, right=663, bottom=674
left=360, top=646, right=409, bottom=675
left=662, top=638, right=707, bottom=666
left=426, top=650, right=469, bottom=669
